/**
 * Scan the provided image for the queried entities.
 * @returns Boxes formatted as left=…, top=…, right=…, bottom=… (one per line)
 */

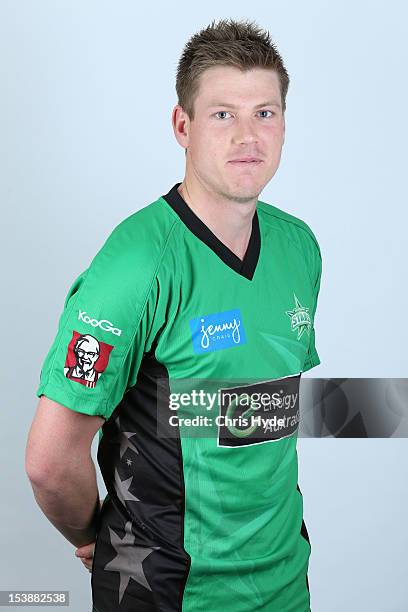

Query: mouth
left=228, top=159, right=263, bottom=167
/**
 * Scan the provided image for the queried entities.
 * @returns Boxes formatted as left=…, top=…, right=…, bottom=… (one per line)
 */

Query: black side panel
left=297, top=483, right=311, bottom=594
left=91, top=350, right=190, bottom=612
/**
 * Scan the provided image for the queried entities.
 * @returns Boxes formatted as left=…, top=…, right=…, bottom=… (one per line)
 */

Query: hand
left=74, top=498, right=104, bottom=573
left=75, top=541, right=95, bottom=573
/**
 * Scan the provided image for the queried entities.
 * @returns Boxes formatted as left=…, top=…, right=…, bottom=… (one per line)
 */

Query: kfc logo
left=64, top=331, right=114, bottom=388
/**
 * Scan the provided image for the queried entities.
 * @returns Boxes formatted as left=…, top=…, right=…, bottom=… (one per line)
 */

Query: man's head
left=172, top=18, right=290, bottom=203
left=74, top=334, right=100, bottom=372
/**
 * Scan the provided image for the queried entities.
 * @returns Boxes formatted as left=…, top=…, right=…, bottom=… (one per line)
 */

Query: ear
left=172, top=104, right=190, bottom=150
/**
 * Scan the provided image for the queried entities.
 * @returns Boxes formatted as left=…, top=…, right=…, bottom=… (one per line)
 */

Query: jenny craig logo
left=189, top=308, right=247, bottom=354
left=78, top=309, right=122, bottom=336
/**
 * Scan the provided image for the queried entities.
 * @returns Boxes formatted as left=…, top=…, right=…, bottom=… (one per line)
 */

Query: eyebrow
left=207, top=100, right=281, bottom=109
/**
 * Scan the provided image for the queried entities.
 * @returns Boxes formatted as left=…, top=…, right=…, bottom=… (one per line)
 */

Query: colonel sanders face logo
left=64, top=332, right=114, bottom=388
left=75, top=335, right=100, bottom=372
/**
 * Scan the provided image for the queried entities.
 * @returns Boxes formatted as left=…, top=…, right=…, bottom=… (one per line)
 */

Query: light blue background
left=1, top=1, right=407, bottom=610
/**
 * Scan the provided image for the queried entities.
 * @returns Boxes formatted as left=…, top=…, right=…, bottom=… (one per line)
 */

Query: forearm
left=28, top=454, right=101, bottom=548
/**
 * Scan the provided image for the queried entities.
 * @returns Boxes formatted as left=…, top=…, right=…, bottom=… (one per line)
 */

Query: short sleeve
left=302, top=230, right=322, bottom=373
left=36, top=222, right=158, bottom=420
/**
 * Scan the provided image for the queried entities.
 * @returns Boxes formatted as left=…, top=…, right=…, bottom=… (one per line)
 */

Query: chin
left=229, top=180, right=264, bottom=201
left=228, top=189, right=260, bottom=203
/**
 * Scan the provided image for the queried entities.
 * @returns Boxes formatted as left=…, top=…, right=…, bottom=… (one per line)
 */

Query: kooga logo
left=189, top=308, right=246, bottom=354
left=78, top=309, right=122, bottom=336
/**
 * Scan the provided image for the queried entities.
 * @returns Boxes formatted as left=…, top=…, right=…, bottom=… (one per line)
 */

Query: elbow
left=25, top=456, right=53, bottom=488
left=25, top=438, right=46, bottom=485
left=25, top=445, right=63, bottom=489
left=25, top=431, right=65, bottom=488
left=25, top=447, right=88, bottom=489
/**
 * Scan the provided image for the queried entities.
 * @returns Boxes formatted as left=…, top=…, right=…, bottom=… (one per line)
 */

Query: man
left=26, top=17, right=322, bottom=612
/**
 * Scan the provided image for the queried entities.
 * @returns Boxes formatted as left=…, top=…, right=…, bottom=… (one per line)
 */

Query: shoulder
left=257, top=199, right=321, bottom=261
left=67, top=196, right=179, bottom=315
left=100, top=197, right=178, bottom=261
left=89, top=196, right=179, bottom=280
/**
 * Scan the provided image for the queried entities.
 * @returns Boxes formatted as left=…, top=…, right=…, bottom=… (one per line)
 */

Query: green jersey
left=36, top=182, right=322, bottom=612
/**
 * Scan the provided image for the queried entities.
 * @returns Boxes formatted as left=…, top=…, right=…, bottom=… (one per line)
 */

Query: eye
left=214, top=111, right=232, bottom=120
left=258, top=110, right=275, bottom=118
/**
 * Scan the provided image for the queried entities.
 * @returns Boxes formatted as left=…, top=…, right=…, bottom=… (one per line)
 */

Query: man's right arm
left=30, top=209, right=167, bottom=543
left=25, top=395, right=105, bottom=547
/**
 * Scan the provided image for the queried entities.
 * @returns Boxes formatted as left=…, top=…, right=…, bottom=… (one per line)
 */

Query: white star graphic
left=114, top=468, right=140, bottom=503
left=104, top=520, right=159, bottom=604
left=112, top=416, right=140, bottom=459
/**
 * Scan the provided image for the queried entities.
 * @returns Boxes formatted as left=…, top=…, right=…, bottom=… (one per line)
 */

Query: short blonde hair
left=176, top=18, right=290, bottom=120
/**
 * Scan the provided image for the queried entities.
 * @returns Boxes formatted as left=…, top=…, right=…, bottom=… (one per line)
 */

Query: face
left=173, top=65, right=286, bottom=203
left=75, top=338, right=100, bottom=372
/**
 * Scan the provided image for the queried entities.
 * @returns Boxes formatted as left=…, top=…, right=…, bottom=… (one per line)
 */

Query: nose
left=232, top=117, right=258, bottom=145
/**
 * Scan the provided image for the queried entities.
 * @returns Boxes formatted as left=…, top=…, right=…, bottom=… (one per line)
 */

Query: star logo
left=285, top=293, right=312, bottom=340
left=112, top=416, right=140, bottom=459
left=114, top=467, right=140, bottom=503
left=104, top=520, right=159, bottom=604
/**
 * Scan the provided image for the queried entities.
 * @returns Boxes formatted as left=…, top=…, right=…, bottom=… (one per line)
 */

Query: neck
left=178, top=176, right=258, bottom=261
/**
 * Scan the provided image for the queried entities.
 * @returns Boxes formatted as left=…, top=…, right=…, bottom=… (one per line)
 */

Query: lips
left=229, top=157, right=262, bottom=163
left=228, top=158, right=263, bottom=168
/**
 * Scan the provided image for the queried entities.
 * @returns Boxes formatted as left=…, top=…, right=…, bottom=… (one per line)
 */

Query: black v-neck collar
left=161, top=182, right=260, bottom=281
